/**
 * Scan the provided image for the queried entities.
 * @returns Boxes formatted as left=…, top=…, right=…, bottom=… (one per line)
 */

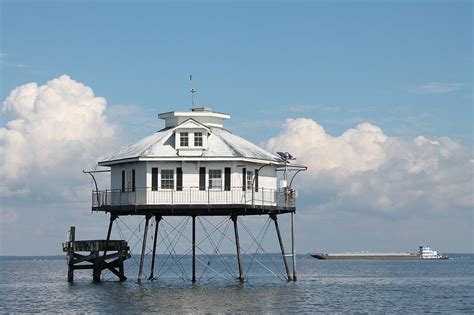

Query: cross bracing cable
left=240, top=217, right=286, bottom=281
left=197, top=217, right=235, bottom=280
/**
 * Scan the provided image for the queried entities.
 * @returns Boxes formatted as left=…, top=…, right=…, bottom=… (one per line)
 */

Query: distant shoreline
left=1, top=253, right=473, bottom=262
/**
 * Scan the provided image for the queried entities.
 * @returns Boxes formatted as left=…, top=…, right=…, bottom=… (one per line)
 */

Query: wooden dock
left=62, top=227, right=130, bottom=282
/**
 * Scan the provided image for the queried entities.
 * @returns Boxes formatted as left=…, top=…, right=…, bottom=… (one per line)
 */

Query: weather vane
left=190, top=74, right=197, bottom=108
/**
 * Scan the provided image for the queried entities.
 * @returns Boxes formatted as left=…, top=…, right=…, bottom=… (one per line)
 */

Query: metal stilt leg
left=271, top=214, right=291, bottom=281
left=149, top=215, right=161, bottom=280
left=137, top=215, right=151, bottom=283
left=291, top=211, right=297, bottom=281
left=192, top=215, right=196, bottom=283
left=232, top=215, right=244, bottom=282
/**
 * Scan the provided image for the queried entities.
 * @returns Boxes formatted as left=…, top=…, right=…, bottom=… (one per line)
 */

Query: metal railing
left=92, top=187, right=296, bottom=209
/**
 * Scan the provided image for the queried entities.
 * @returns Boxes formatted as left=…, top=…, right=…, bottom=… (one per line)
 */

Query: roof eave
left=98, top=156, right=286, bottom=167
left=158, top=111, right=230, bottom=120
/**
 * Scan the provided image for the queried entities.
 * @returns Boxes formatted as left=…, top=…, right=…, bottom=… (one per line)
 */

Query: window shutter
left=199, top=167, right=206, bottom=191
left=132, top=169, right=135, bottom=192
left=255, top=169, right=259, bottom=192
left=122, top=170, right=125, bottom=192
left=177, top=167, right=183, bottom=191
left=224, top=167, right=231, bottom=191
left=152, top=167, right=158, bottom=191
left=242, top=168, right=246, bottom=191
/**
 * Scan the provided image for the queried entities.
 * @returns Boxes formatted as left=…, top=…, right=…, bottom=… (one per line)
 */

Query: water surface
left=1, top=254, right=473, bottom=313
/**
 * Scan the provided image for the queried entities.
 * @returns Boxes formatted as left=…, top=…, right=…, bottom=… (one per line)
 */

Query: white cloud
left=265, top=118, right=388, bottom=174
left=265, top=118, right=473, bottom=217
left=415, top=82, right=463, bottom=94
left=0, top=75, right=117, bottom=200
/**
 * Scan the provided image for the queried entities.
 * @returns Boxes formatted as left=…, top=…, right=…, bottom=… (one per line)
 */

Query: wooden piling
left=67, top=227, right=75, bottom=283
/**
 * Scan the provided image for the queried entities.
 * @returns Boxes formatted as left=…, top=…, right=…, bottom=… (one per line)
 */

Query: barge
left=311, top=245, right=448, bottom=260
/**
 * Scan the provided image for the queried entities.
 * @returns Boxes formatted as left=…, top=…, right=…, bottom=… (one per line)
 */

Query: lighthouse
left=67, top=104, right=306, bottom=283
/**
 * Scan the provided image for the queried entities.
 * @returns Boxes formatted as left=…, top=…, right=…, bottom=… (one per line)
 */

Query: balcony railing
left=92, top=187, right=296, bottom=209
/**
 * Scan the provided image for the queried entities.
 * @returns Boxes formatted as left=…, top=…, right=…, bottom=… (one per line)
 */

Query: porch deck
left=92, top=187, right=296, bottom=216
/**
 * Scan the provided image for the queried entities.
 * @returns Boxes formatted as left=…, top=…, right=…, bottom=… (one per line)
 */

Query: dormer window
left=180, top=132, right=189, bottom=147
left=173, top=119, right=210, bottom=155
left=194, top=132, right=203, bottom=147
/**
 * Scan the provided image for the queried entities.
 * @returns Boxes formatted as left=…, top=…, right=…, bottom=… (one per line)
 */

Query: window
left=152, top=167, right=158, bottom=191
left=209, top=170, right=222, bottom=189
left=122, top=169, right=135, bottom=192
left=161, top=170, right=174, bottom=189
left=194, top=132, right=203, bottom=147
left=180, top=132, right=189, bottom=147
left=246, top=170, right=254, bottom=190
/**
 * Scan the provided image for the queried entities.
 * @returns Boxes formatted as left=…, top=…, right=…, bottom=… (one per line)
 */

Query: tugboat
left=419, top=245, right=448, bottom=259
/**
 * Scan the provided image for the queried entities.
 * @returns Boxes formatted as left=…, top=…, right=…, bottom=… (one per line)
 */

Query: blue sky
left=1, top=0, right=472, bottom=255
left=2, top=0, right=472, bottom=142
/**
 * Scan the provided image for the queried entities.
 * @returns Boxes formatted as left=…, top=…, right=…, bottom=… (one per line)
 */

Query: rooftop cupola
left=158, top=107, right=230, bottom=128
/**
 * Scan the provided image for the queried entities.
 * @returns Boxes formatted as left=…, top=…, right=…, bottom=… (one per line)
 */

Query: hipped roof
left=98, top=124, right=285, bottom=166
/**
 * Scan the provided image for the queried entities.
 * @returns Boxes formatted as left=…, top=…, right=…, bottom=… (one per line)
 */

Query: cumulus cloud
left=265, top=118, right=473, bottom=217
left=266, top=118, right=388, bottom=174
left=0, top=75, right=117, bottom=200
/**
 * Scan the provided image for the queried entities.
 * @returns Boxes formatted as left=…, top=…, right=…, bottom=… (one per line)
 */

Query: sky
left=0, top=0, right=472, bottom=255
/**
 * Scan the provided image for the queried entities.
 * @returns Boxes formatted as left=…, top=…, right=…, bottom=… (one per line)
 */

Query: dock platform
left=62, top=227, right=130, bottom=282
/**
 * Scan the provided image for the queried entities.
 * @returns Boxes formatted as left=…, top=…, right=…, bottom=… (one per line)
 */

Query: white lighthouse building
left=94, top=107, right=301, bottom=212
left=91, top=106, right=305, bottom=282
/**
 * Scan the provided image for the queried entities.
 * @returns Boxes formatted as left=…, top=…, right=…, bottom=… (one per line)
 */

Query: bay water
left=1, top=254, right=473, bottom=313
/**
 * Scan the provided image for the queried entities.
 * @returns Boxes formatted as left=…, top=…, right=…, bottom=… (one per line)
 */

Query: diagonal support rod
left=270, top=214, right=292, bottom=281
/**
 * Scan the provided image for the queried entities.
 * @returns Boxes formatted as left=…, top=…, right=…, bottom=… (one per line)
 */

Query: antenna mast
left=190, top=74, right=197, bottom=109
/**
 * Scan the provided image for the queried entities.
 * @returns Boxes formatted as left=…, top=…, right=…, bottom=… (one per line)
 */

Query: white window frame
left=194, top=132, right=203, bottom=147
left=123, top=170, right=133, bottom=192
left=160, top=169, right=174, bottom=190
left=180, top=132, right=189, bottom=147
left=246, top=170, right=254, bottom=190
left=209, top=169, right=222, bottom=190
